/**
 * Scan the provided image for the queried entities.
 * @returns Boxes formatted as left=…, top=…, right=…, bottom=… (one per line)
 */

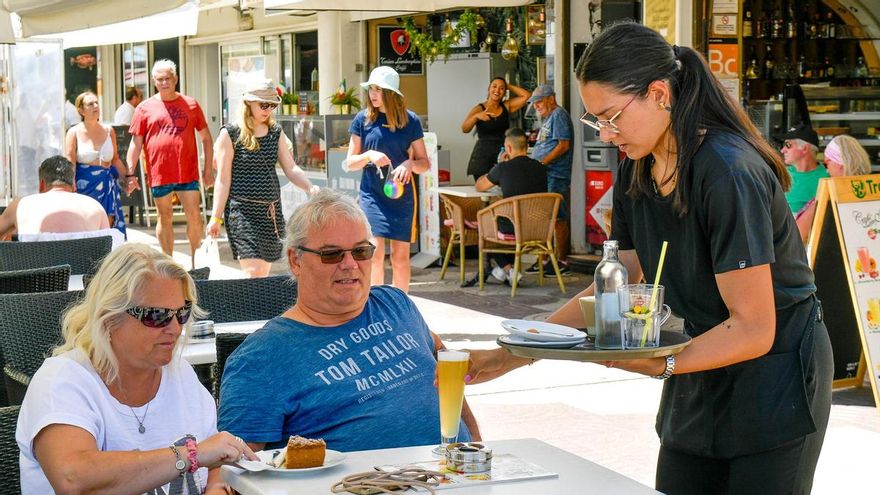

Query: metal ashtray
left=445, top=442, right=492, bottom=473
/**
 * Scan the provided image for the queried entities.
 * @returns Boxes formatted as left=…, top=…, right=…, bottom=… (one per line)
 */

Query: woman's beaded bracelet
left=210, top=215, right=224, bottom=225
left=185, top=437, right=199, bottom=473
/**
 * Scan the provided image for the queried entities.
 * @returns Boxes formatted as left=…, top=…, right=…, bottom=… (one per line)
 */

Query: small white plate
left=499, top=335, right=585, bottom=349
left=501, top=319, right=583, bottom=342
left=243, top=449, right=346, bottom=474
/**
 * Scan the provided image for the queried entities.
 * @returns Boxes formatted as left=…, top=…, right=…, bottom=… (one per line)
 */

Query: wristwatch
left=651, top=355, right=675, bottom=380
left=169, top=445, right=187, bottom=476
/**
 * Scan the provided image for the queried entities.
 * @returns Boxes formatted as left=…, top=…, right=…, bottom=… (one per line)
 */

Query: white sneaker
left=491, top=266, right=507, bottom=282
left=508, top=268, right=522, bottom=284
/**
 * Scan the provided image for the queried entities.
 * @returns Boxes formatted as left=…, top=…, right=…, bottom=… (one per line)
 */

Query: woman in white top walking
left=65, top=91, right=127, bottom=234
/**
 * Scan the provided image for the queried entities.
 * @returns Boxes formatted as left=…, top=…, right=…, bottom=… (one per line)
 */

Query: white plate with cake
left=239, top=436, right=346, bottom=474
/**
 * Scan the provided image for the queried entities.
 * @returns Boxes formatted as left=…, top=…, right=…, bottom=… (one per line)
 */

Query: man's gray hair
left=791, top=138, right=818, bottom=155
left=152, top=59, right=178, bottom=78
left=284, top=189, right=372, bottom=253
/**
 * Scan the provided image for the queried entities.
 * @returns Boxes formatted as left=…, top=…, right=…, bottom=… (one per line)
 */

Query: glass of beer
left=433, top=349, right=469, bottom=456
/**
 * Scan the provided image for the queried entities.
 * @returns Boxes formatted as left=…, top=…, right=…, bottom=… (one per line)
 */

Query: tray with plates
left=498, top=330, right=691, bottom=362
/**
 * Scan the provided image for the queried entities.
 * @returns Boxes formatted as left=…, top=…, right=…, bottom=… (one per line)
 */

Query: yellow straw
left=641, top=241, right=669, bottom=347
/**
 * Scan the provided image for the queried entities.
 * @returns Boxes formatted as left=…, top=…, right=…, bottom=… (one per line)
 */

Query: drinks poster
left=836, top=199, right=880, bottom=389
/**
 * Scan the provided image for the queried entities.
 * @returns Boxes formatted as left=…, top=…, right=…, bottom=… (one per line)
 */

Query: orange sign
left=707, top=43, right=739, bottom=78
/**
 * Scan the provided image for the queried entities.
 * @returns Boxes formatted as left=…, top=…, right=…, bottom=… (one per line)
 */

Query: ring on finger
left=235, top=436, right=244, bottom=444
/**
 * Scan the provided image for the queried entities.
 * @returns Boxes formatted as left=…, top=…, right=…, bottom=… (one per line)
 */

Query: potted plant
left=329, top=80, right=361, bottom=114
left=281, top=92, right=298, bottom=115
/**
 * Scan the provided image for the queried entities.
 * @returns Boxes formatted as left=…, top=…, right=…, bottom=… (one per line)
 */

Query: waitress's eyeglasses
left=259, top=102, right=278, bottom=110
left=125, top=302, right=193, bottom=328
left=580, top=93, right=640, bottom=134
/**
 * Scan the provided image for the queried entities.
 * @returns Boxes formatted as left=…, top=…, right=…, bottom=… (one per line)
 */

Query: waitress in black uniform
left=461, top=78, right=530, bottom=181
left=463, top=22, right=832, bottom=495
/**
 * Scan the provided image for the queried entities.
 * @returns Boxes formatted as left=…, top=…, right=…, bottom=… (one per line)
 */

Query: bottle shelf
left=811, top=112, right=880, bottom=121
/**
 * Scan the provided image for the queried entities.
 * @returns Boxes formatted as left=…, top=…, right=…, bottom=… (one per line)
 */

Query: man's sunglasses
left=298, top=243, right=376, bottom=264
left=125, top=301, right=193, bottom=328
left=259, top=102, right=278, bottom=110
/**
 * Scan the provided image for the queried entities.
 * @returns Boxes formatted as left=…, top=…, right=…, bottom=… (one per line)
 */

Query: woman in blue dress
left=344, top=66, right=430, bottom=293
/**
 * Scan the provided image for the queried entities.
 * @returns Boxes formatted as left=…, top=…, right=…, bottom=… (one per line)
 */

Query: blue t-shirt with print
left=530, top=106, right=573, bottom=180
left=218, top=285, right=470, bottom=453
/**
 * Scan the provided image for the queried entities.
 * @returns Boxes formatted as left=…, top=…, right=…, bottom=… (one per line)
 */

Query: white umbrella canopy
left=3, top=0, right=190, bottom=37
left=263, top=0, right=533, bottom=14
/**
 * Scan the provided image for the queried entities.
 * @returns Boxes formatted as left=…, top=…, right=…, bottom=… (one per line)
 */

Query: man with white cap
left=125, top=59, right=214, bottom=267
left=527, top=83, right=573, bottom=273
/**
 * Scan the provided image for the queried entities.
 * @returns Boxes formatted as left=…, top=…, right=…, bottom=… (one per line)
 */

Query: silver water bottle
left=594, top=240, right=628, bottom=349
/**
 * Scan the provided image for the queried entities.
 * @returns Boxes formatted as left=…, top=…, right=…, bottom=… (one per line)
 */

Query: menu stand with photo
left=377, top=454, right=558, bottom=491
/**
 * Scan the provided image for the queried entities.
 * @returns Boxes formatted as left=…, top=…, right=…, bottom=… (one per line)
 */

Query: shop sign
left=707, top=43, right=739, bottom=78
left=378, top=25, right=424, bottom=76
left=711, top=14, right=738, bottom=37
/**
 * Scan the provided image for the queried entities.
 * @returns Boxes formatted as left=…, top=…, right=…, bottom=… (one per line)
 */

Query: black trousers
left=656, top=318, right=833, bottom=495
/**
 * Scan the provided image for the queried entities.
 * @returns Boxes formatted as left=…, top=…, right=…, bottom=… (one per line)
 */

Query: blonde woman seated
left=17, top=243, right=257, bottom=494
left=796, top=135, right=871, bottom=242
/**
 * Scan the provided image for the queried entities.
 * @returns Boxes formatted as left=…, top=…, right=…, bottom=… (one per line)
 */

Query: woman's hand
left=196, top=432, right=258, bottom=469
left=367, top=150, right=391, bottom=167
left=125, top=176, right=140, bottom=194
left=391, top=164, right=412, bottom=184
left=465, top=349, right=526, bottom=384
left=206, top=217, right=223, bottom=239
left=308, top=184, right=321, bottom=196
left=475, top=109, right=492, bottom=122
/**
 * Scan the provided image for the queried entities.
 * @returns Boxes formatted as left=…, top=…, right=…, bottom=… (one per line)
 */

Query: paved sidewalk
left=131, top=225, right=879, bottom=492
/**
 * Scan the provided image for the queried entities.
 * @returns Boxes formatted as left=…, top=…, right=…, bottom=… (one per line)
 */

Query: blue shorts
left=547, top=176, right=571, bottom=221
left=151, top=181, right=200, bottom=199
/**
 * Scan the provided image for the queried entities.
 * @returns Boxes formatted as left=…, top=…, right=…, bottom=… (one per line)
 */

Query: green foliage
left=403, top=10, right=478, bottom=63
left=329, top=87, right=361, bottom=109
left=281, top=92, right=298, bottom=105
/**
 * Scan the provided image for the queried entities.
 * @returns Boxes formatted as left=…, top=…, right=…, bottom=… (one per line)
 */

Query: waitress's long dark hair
left=575, top=22, right=788, bottom=216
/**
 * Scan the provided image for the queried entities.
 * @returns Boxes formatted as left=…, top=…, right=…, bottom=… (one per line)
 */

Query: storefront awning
left=2, top=0, right=197, bottom=47
left=263, top=0, right=533, bottom=14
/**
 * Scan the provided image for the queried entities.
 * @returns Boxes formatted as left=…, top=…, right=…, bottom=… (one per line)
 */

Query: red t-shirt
left=129, top=94, right=207, bottom=187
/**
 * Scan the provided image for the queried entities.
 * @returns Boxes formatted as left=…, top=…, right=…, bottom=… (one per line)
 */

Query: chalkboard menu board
left=809, top=175, right=880, bottom=409
left=377, top=26, right=423, bottom=75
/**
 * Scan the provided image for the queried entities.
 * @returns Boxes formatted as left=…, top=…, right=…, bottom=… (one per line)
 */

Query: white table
left=182, top=320, right=268, bottom=365
left=221, top=438, right=660, bottom=494
left=432, top=185, right=500, bottom=199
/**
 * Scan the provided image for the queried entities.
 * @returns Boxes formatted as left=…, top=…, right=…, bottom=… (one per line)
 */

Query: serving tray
left=498, top=330, right=691, bottom=362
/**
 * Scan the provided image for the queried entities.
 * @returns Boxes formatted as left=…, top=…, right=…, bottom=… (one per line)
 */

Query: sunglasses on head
left=125, top=301, right=193, bottom=328
left=259, top=102, right=278, bottom=110
left=298, top=243, right=376, bottom=264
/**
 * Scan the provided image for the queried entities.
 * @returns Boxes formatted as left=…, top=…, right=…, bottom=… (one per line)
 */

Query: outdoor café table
left=431, top=185, right=501, bottom=200
left=221, top=438, right=661, bottom=494
left=182, top=320, right=268, bottom=366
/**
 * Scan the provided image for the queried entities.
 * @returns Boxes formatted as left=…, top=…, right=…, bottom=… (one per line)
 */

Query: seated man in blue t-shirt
left=473, top=128, right=548, bottom=285
left=218, top=189, right=479, bottom=454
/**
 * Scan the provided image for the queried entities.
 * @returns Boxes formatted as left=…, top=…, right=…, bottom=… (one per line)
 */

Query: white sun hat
left=360, top=66, right=403, bottom=96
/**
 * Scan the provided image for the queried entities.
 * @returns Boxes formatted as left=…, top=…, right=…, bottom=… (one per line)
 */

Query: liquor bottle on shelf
left=797, top=54, right=806, bottom=78
left=855, top=56, right=869, bottom=79
left=742, top=0, right=753, bottom=38
left=745, top=46, right=760, bottom=79
left=825, top=11, right=836, bottom=39
left=813, top=12, right=823, bottom=39
left=770, top=3, right=783, bottom=40
left=757, top=11, right=770, bottom=39
left=764, top=44, right=775, bottom=78
left=785, top=4, right=797, bottom=39
left=825, top=57, right=835, bottom=79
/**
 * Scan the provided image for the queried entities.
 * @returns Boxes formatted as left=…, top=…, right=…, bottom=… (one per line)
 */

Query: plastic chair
left=0, top=405, right=20, bottom=493
left=0, top=236, right=112, bottom=275
left=0, top=290, right=84, bottom=405
left=439, top=195, right=482, bottom=285
left=195, top=276, right=296, bottom=323
left=212, top=332, right=250, bottom=400
left=0, top=265, right=71, bottom=294
left=477, top=192, right=566, bottom=297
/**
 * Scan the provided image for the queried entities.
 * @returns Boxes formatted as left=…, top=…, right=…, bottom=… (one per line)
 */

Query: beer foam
left=438, top=350, right=469, bottom=361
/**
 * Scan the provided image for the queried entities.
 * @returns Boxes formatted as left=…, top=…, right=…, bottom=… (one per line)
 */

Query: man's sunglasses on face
left=297, top=243, right=376, bottom=264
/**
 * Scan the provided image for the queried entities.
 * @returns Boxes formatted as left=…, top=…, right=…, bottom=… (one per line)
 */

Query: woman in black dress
left=207, top=79, right=318, bottom=278
left=461, top=78, right=530, bottom=181
left=465, top=22, right=832, bottom=494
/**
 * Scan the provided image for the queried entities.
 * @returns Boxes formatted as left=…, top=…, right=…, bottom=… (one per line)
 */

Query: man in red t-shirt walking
left=125, top=59, right=214, bottom=266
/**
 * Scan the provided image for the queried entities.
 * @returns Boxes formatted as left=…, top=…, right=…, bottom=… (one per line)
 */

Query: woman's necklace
left=114, top=369, right=159, bottom=434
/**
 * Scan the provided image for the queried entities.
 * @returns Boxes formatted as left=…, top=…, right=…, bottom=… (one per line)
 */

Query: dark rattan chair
left=212, top=332, right=250, bottom=400
left=0, top=405, right=20, bottom=493
left=0, top=265, right=71, bottom=294
left=195, top=276, right=296, bottom=324
left=83, top=266, right=210, bottom=289
left=0, top=236, right=112, bottom=275
left=0, top=290, right=84, bottom=405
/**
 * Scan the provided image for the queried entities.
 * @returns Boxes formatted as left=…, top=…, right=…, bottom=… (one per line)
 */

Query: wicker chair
left=212, top=332, right=250, bottom=400
left=0, top=236, right=112, bottom=275
left=188, top=266, right=211, bottom=281
left=439, top=195, right=483, bottom=285
left=0, top=290, right=84, bottom=405
left=477, top=192, right=566, bottom=297
left=0, top=265, right=71, bottom=294
left=195, top=276, right=296, bottom=324
left=0, top=405, right=20, bottom=493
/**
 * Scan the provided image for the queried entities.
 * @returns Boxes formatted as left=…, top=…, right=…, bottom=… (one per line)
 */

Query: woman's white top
left=17, top=349, right=218, bottom=495
left=75, top=125, right=114, bottom=164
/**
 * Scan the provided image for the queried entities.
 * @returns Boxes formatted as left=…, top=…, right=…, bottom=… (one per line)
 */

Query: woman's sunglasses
left=125, top=301, right=193, bottom=328
left=259, top=102, right=278, bottom=110
left=298, top=243, right=376, bottom=264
